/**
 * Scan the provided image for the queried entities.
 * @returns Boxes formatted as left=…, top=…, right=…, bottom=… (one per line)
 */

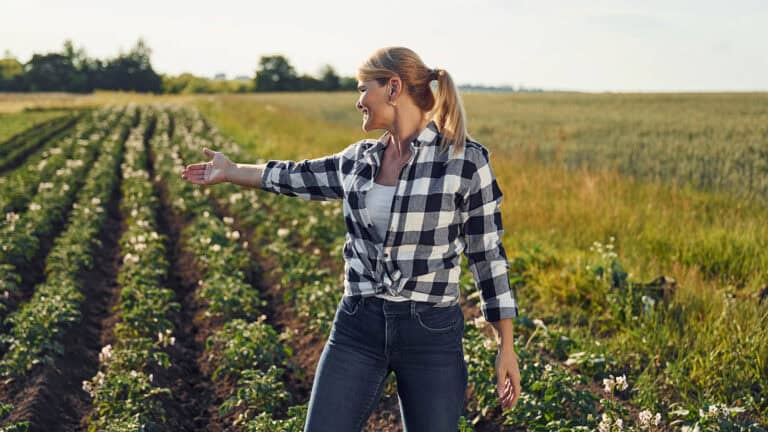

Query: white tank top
left=366, top=182, right=409, bottom=302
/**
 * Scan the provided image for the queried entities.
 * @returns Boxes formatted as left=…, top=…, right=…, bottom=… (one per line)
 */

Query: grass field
left=0, top=91, right=765, bottom=431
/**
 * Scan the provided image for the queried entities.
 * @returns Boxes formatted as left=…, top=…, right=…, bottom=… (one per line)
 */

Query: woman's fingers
left=181, top=163, right=208, bottom=184
left=182, top=163, right=209, bottom=180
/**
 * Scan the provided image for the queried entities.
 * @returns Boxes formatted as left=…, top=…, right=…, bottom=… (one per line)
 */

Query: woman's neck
left=387, top=112, right=429, bottom=158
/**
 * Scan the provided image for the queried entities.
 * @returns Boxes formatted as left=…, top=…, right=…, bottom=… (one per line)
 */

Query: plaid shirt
left=260, top=120, right=518, bottom=322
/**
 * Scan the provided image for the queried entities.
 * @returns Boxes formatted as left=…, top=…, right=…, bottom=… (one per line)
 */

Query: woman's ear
left=389, top=78, right=400, bottom=96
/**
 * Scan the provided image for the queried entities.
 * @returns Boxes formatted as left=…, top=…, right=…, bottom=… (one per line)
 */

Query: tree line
left=0, top=39, right=358, bottom=94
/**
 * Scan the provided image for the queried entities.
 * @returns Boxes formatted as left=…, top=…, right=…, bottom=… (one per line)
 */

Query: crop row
left=0, top=107, right=127, bottom=320
left=151, top=106, right=307, bottom=430
left=80, top=108, right=178, bottom=431
left=0, top=105, right=135, bottom=378
left=0, top=111, right=81, bottom=172
left=0, top=107, right=121, bottom=215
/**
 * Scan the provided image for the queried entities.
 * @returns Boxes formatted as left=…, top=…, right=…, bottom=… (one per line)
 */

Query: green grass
left=196, top=92, right=768, bottom=423
left=0, top=110, right=71, bottom=144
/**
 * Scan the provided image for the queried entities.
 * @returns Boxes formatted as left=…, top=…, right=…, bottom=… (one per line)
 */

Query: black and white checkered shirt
left=260, top=121, right=518, bottom=322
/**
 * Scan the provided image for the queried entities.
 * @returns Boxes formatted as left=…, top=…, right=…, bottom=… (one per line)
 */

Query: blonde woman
left=182, top=46, right=520, bottom=431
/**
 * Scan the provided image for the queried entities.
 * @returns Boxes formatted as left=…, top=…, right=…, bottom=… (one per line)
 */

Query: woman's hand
left=181, top=147, right=234, bottom=185
left=495, top=345, right=521, bottom=411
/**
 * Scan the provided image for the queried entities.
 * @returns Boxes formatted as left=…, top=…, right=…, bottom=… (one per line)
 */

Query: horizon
left=3, top=0, right=767, bottom=92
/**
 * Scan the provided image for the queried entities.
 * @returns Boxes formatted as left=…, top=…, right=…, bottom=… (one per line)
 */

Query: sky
left=3, top=0, right=767, bottom=92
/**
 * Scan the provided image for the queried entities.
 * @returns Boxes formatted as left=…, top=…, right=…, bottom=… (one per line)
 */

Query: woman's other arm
left=460, top=146, right=521, bottom=410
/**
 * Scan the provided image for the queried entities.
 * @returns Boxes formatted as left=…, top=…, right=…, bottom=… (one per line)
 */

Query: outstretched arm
left=181, top=147, right=346, bottom=201
left=181, top=147, right=266, bottom=187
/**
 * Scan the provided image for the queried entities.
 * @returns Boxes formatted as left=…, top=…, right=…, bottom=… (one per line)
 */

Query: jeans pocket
left=339, top=295, right=362, bottom=316
left=415, top=304, right=463, bottom=333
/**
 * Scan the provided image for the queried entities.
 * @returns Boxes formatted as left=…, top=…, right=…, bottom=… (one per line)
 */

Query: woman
left=181, top=46, right=520, bottom=432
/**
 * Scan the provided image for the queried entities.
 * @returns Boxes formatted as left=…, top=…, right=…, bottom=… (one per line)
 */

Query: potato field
left=0, top=92, right=766, bottom=431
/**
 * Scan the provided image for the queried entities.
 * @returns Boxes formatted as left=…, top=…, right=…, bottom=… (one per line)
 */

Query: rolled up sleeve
left=461, top=149, right=518, bottom=322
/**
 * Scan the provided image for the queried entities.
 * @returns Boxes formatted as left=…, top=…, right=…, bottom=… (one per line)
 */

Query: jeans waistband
left=353, top=295, right=456, bottom=318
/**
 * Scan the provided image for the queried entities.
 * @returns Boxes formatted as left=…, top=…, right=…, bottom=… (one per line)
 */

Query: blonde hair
left=357, top=46, right=470, bottom=154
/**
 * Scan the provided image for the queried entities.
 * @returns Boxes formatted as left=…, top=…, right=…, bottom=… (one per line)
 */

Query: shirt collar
left=363, top=120, right=439, bottom=157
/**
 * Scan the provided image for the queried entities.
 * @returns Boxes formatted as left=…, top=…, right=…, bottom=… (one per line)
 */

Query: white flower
left=203, top=210, right=210, bottom=218
left=157, top=329, right=176, bottom=347
left=91, top=197, right=101, bottom=206
left=472, top=316, right=487, bottom=328
left=532, top=319, right=547, bottom=330
left=597, top=414, right=611, bottom=432
left=223, top=216, right=234, bottom=225
left=602, top=374, right=628, bottom=393
left=615, top=375, right=628, bottom=391
left=277, top=228, right=290, bottom=237
left=638, top=410, right=652, bottom=427
left=82, top=380, right=94, bottom=397
left=99, top=344, right=113, bottom=363
left=123, top=253, right=140, bottom=264
left=211, top=244, right=221, bottom=252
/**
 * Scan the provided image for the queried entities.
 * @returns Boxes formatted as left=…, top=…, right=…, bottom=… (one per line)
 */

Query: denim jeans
left=303, top=294, right=469, bottom=432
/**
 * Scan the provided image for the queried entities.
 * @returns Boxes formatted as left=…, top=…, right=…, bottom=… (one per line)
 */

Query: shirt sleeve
left=259, top=151, right=346, bottom=201
left=460, top=148, right=519, bottom=322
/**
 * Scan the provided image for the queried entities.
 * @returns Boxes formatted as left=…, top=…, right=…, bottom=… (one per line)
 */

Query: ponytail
left=430, top=69, right=470, bottom=155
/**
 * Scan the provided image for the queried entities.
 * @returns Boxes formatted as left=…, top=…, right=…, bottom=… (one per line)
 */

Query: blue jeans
left=303, top=294, right=468, bottom=432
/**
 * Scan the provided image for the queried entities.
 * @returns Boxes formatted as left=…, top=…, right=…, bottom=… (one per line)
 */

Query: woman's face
left=355, top=79, right=396, bottom=132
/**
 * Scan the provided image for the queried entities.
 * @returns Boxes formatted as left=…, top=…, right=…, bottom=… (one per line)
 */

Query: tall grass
left=196, top=93, right=768, bottom=422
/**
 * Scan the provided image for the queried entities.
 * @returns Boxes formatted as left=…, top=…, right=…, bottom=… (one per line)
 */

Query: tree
left=297, top=74, right=322, bottom=91
left=340, top=76, right=358, bottom=91
left=99, top=38, right=162, bottom=93
left=254, top=55, right=298, bottom=92
left=23, top=53, right=82, bottom=92
left=0, top=52, right=24, bottom=91
left=318, top=64, right=340, bottom=91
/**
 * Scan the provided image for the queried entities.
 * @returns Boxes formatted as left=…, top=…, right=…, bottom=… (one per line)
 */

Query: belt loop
left=410, top=301, right=416, bottom=318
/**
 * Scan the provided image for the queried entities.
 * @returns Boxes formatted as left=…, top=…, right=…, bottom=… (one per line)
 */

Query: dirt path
left=149, top=137, right=217, bottom=431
